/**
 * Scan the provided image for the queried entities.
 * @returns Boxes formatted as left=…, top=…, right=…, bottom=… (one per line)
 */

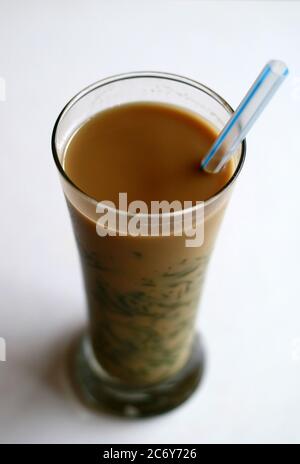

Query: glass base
left=70, top=332, right=205, bottom=417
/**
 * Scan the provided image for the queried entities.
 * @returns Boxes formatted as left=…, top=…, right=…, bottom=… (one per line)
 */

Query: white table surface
left=0, top=0, right=300, bottom=444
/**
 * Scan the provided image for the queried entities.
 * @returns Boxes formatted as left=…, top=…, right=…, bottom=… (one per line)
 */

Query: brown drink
left=52, top=73, right=245, bottom=416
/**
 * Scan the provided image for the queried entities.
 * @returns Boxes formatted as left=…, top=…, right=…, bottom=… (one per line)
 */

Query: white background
left=0, top=0, right=300, bottom=444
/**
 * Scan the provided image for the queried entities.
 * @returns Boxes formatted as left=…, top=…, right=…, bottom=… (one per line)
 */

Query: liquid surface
left=64, top=102, right=233, bottom=205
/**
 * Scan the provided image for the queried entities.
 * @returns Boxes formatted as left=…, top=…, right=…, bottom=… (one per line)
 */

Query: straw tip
left=268, top=59, right=289, bottom=77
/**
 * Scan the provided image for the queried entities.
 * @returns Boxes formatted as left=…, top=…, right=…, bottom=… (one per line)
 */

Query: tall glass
left=52, top=72, right=246, bottom=417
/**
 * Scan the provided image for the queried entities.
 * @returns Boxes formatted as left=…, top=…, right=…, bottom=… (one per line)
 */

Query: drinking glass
left=52, top=72, right=246, bottom=416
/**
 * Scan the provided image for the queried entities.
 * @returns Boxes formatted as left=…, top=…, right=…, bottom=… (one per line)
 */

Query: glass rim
left=51, top=71, right=246, bottom=219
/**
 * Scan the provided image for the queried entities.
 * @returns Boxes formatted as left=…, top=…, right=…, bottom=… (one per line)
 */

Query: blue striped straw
left=201, top=60, right=289, bottom=173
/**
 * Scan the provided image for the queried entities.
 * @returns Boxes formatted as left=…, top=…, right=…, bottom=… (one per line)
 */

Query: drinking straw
left=201, top=60, right=288, bottom=173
